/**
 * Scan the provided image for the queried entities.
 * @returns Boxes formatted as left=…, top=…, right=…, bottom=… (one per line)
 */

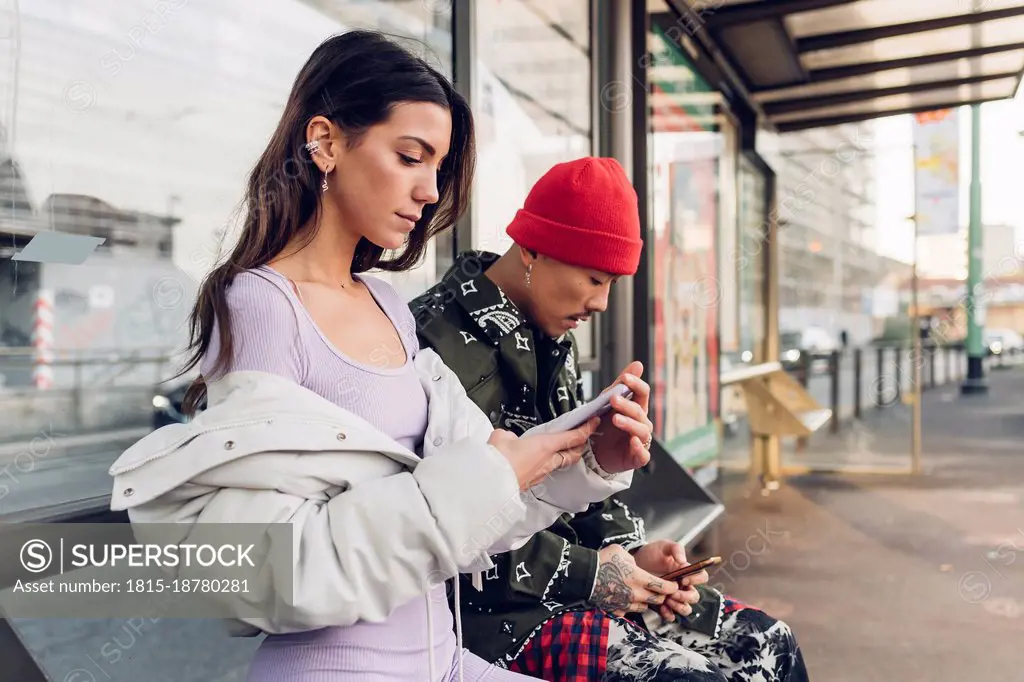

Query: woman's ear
left=305, top=115, right=340, bottom=171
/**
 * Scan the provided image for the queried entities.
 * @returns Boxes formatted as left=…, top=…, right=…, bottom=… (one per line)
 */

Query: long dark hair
left=178, top=30, right=475, bottom=415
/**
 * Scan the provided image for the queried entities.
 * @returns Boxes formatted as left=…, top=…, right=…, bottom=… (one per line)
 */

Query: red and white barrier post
left=32, top=289, right=55, bottom=390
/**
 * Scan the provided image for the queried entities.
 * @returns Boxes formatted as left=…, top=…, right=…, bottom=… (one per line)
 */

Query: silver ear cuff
left=305, top=140, right=320, bottom=154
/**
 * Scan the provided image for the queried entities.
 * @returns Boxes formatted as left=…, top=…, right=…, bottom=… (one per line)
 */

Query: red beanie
left=506, top=157, right=643, bottom=276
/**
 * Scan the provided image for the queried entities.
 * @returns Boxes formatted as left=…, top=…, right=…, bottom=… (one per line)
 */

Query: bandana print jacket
left=410, top=251, right=647, bottom=665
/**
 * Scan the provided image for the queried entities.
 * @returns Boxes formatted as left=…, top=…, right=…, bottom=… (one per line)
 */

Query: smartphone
left=660, top=556, right=722, bottom=582
left=521, top=383, right=633, bottom=438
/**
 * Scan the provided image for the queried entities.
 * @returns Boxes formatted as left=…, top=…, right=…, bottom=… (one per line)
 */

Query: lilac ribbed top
left=202, top=265, right=429, bottom=452
left=200, top=266, right=511, bottom=681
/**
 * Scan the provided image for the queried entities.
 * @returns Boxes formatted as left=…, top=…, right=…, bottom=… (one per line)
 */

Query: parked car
left=151, top=378, right=201, bottom=428
left=779, top=327, right=839, bottom=371
left=984, top=328, right=1024, bottom=356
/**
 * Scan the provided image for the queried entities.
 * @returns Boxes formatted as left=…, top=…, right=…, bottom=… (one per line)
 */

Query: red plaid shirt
left=505, top=609, right=610, bottom=680
left=504, top=597, right=753, bottom=680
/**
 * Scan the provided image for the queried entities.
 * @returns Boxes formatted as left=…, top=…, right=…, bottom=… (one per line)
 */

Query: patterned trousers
left=604, top=601, right=809, bottom=682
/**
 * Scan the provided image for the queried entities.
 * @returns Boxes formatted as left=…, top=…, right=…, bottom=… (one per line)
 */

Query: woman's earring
left=321, top=169, right=330, bottom=193
left=305, top=140, right=320, bottom=155
left=525, top=263, right=533, bottom=288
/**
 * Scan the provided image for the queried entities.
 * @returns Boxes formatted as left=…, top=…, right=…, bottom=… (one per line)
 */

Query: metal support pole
left=796, top=351, right=811, bottom=450
left=854, top=348, right=862, bottom=418
left=961, top=102, right=989, bottom=395
left=876, top=346, right=884, bottom=408
left=596, top=0, right=641, bottom=386
left=830, top=350, right=840, bottom=434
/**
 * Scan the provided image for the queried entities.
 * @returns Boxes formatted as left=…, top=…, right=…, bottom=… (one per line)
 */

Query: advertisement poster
left=652, top=156, right=720, bottom=470
left=912, top=109, right=960, bottom=236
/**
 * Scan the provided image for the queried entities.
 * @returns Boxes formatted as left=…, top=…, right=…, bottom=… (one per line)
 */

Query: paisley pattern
left=654, top=607, right=808, bottom=682
left=603, top=604, right=808, bottom=682
left=604, top=617, right=726, bottom=682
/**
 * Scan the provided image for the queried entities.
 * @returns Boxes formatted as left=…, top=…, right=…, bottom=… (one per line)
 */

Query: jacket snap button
left=224, top=440, right=235, bottom=450
left=489, top=411, right=498, bottom=421
left=123, top=488, right=134, bottom=497
left=432, top=375, right=442, bottom=381
left=433, top=437, right=443, bottom=447
left=336, top=432, right=347, bottom=440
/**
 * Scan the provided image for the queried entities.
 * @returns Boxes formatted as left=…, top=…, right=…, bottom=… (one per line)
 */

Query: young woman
left=108, top=32, right=648, bottom=682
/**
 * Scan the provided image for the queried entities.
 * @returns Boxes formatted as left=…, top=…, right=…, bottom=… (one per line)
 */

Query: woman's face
left=329, top=101, right=452, bottom=251
left=522, top=252, right=619, bottom=338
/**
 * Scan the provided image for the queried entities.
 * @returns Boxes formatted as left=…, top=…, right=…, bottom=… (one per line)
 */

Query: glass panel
left=801, top=15, right=1024, bottom=70
left=647, top=4, right=729, bottom=470
left=785, top=0, right=1024, bottom=38
left=470, top=0, right=596, bottom=357
left=0, top=1, right=451, bottom=533
left=754, top=52, right=1024, bottom=103
left=719, top=116, right=739, bottom=356
left=0, top=6, right=453, bottom=679
left=738, top=157, right=767, bottom=364
left=771, top=78, right=1018, bottom=125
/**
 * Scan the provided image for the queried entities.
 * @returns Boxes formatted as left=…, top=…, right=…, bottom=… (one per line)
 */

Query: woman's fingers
left=544, top=417, right=601, bottom=453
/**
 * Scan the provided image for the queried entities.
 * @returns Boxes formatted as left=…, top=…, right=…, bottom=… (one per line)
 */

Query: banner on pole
left=912, top=109, right=960, bottom=235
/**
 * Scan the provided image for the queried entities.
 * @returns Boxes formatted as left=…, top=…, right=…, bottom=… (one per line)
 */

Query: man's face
left=523, top=253, right=619, bottom=337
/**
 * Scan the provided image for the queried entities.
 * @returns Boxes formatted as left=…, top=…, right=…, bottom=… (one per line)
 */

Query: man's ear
left=517, top=245, right=537, bottom=268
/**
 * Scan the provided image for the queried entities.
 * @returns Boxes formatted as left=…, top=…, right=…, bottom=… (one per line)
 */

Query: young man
left=411, top=157, right=808, bottom=681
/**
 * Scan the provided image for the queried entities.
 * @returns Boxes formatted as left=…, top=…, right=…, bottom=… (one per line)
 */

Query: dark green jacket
left=410, top=251, right=646, bottom=665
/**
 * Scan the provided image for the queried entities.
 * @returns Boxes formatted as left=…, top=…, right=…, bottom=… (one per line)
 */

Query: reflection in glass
left=470, top=0, right=595, bottom=358
left=0, top=0, right=451, bottom=520
left=647, top=5, right=728, bottom=470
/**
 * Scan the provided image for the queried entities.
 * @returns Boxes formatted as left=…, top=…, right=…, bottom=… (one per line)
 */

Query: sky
left=872, top=90, right=1024, bottom=274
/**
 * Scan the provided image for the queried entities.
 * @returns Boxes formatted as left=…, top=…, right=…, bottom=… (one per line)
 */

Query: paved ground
left=1, top=366, right=1020, bottom=681
left=710, top=367, right=1024, bottom=682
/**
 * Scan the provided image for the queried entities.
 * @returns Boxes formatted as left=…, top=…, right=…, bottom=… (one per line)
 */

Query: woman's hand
left=590, top=361, right=654, bottom=474
left=631, top=540, right=708, bottom=622
left=590, top=545, right=679, bottom=615
left=488, top=417, right=601, bottom=491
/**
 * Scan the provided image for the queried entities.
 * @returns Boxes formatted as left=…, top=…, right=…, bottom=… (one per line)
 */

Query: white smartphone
left=521, top=383, right=633, bottom=438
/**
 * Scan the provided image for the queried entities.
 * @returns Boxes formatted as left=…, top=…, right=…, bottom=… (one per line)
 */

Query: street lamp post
left=961, top=102, right=988, bottom=395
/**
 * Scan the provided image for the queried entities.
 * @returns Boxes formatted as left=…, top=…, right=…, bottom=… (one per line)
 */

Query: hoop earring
left=525, top=263, right=533, bottom=288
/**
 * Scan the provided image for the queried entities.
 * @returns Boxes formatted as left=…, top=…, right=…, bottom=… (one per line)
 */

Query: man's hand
left=589, top=545, right=678, bottom=616
left=631, top=540, right=709, bottom=622
left=590, top=361, right=654, bottom=474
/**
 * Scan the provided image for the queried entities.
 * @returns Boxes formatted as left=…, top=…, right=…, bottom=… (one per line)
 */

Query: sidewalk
left=711, top=368, right=1024, bottom=681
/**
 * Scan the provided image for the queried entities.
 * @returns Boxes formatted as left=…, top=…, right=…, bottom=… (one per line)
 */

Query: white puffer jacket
left=108, top=347, right=629, bottom=676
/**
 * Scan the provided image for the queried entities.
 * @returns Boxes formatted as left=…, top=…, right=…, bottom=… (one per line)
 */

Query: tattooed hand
left=589, top=545, right=679, bottom=615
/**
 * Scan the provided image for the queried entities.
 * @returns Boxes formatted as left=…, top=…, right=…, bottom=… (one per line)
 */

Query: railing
left=790, top=342, right=1022, bottom=435
left=0, top=347, right=179, bottom=442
